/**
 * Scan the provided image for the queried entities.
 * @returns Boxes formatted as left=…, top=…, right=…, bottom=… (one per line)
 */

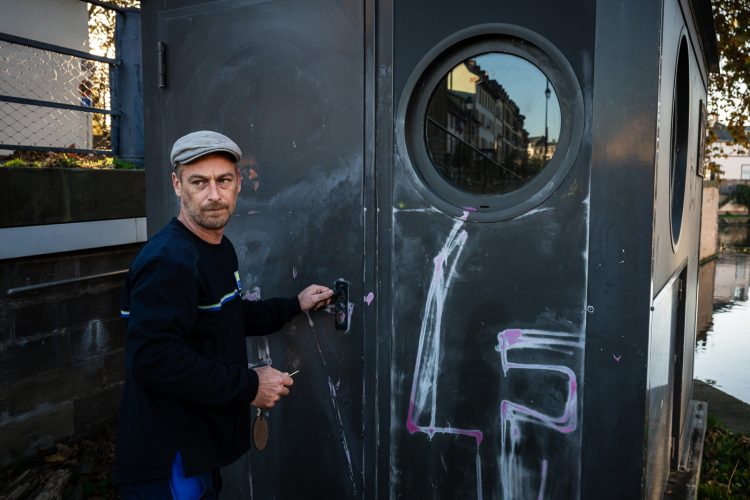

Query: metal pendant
left=252, top=408, right=269, bottom=451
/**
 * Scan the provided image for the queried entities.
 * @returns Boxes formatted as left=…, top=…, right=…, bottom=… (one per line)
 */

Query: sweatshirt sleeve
left=242, top=296, right=302, bottom=337
left=126, top=255, right=252, bottom=406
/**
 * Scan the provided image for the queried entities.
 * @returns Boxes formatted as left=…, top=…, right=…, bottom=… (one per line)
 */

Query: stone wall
left=0, top=244, right=140, bottom=466
left=700, top=184, right=719, bottom=261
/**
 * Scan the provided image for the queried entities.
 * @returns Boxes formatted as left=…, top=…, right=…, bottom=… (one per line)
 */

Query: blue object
left=169, top=452, right=204, bottom=500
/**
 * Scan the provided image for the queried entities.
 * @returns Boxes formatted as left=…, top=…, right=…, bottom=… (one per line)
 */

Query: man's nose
left=207, top=180, right=221, bottom=200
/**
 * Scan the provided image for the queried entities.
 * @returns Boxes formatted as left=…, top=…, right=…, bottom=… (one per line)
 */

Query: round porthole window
left=670, top=36, right=690, bottom=247
left=425, top=53, right=561, bottom=196
left=399, top=28, right=583, bottom=222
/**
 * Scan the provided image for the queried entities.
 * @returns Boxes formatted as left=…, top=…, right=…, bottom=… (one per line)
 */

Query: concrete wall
left=0, top=244, right=139, bottom=466
left=700, top=185, right=719, bottom=260
left=0, top=0, right=88, bottom=49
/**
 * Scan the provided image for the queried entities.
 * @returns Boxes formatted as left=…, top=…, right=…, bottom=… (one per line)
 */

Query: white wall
left=0, top=0, right=88, bottom=50
left=0, top=0, right=92, bottom=153
left=710, top=142, right=750, bottom=180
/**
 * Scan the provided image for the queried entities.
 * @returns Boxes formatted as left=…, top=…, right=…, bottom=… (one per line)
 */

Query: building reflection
left=696, top=258, right=716, bottom=337
left=697, top=226, right=750, bottom=341
left=719, top=225, right=750, bottom=250
left=713, top=254, right=750, bottom=303
left=425, top=56, right=559, bottom=195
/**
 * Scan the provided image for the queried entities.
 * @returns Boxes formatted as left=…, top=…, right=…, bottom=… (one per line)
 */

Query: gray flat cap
left=170, top=130, right=242, bottom=167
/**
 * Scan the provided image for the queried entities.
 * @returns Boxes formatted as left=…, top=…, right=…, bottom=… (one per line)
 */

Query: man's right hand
left=251, top=366, right=293, bottom=409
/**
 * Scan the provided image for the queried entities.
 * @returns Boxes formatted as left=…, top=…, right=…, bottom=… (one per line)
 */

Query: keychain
left=252, top=407, right=269, bottom=451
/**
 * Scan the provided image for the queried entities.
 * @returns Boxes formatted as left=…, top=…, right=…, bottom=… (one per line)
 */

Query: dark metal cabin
left=140, top=0, right=718, bottom=497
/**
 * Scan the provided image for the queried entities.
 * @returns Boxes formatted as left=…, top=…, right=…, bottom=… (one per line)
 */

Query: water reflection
left=719, top=224, right=750, bottom=250
left=695, top=226, right=750, bottom=404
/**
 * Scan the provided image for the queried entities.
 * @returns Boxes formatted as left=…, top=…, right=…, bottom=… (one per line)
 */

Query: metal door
left=387, top=2, right=594, bottom=498
left=645, top=273, right=680, bottom=499
left=147, top=1, right=365, bottom=497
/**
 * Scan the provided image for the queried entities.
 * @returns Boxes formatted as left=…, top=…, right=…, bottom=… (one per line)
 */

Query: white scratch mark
left=328, top=377, right=356, bottom=496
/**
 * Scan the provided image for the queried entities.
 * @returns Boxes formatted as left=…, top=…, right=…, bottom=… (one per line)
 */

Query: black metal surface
left=140, top=0, right=714, bottom=497
left=391, top=2, right=593, bottom=498
left=141, top=0, right=366, bottom=497
left=583, top=1, right=662, bottom=498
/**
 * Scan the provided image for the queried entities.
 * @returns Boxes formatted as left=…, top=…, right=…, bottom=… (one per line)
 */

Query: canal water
left=694, top=225, right=750, bottom=404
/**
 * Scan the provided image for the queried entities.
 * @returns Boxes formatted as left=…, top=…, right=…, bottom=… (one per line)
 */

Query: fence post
left=113, top=10, right=144, bottom=167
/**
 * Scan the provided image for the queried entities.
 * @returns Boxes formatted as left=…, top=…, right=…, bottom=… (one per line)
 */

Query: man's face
left=172, top=153, right=241, bottom=230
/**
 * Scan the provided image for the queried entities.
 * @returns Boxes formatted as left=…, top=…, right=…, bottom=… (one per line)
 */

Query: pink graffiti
left=405, top=209, right=582, bottom=499
left=406, top=215, right=484, bottom=498
left=497, top=329, right=577, bottom=435
left=364, top=292, right=375, bottom=305
left=497, top=329, right=579, bottom=499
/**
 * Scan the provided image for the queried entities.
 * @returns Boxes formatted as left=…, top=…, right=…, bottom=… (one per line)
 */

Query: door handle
left=332, top=279, right=349, bottom=331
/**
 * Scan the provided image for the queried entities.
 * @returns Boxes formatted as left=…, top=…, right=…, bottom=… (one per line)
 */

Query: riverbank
left=693, top=379, right=750, bottom=434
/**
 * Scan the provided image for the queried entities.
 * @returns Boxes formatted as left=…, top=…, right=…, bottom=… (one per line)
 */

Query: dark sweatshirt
left=115, top=218, right=300, bottom=482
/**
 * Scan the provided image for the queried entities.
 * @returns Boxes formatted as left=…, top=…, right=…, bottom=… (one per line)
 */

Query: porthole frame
left=397, top=24, right=584, bottom=222
left=669, top=34, right=691, bottom=250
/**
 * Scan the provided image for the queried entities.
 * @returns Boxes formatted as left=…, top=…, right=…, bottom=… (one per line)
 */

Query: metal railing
left=0, top=2, right=143, bottom=163
left=0, top=32, right=118, bottom=155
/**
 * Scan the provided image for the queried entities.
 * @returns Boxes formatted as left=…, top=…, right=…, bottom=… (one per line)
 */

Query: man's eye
left=192, top=180, right=204, bottom=186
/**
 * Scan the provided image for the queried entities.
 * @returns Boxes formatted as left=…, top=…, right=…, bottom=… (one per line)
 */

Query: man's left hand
left=298, top=284, right=334, bottom=312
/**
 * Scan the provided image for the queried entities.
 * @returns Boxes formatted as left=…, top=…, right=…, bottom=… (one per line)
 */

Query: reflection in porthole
left=425, top=53, right=561, bottom=196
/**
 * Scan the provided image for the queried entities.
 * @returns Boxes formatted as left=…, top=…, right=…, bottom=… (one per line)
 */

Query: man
left=115, top=131, right=332, bottom=498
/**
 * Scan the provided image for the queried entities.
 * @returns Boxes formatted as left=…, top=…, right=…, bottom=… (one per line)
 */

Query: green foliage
left=1, top=152, right=142, bottom=170
left=112, top=158, right=137, bottom=170
left=709, top=0, right=750, bottom=147
left=1, top=158, right=31, bottom=168
left=699, top=416, right=750, bottom=499
left=735, top=184, right=750, bottom=209
left=45, top=154, right=80, bottom=169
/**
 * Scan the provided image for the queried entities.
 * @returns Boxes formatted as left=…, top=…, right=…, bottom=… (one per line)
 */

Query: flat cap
left=170, top=130, right=242, bottom=168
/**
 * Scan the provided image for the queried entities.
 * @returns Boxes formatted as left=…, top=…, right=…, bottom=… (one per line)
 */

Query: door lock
left=332, top=279, right=349, bottom=331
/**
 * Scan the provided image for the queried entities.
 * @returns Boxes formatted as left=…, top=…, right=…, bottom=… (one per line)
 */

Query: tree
left=87, top=1, right=141, bottom=148
left=708, top=0, right=750, bottom=147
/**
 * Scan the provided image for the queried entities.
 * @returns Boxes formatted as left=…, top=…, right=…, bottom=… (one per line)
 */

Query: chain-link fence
left=0, top=33, right=117, bottom=156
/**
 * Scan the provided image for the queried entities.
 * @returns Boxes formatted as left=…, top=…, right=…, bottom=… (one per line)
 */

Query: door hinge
left=157, top=41, right=167, bottom=89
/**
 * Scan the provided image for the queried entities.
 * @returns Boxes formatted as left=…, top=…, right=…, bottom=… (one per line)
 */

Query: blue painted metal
left=0, top=95, right=116, bottom=115
left=112, top=10, right=144, bottom=167
left=0, top=32, right=118, bottom=64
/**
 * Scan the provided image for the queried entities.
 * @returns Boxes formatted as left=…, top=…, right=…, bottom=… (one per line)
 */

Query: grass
left=1, top=152, right=139, bottom=170
left=699, top=414, right=750, bottom=499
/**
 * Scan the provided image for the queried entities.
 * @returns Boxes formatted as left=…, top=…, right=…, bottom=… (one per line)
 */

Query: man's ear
left=172, top=171, right=182, bottom=197
left=235, top=166, right=242, bottom=193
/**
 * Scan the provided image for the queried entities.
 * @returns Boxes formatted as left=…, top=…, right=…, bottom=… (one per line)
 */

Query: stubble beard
left=184, top=201, right=234, bottom=230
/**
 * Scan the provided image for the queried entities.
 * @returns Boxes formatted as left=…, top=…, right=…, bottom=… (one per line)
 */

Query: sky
left=476, top=53, right=562, bottom=141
